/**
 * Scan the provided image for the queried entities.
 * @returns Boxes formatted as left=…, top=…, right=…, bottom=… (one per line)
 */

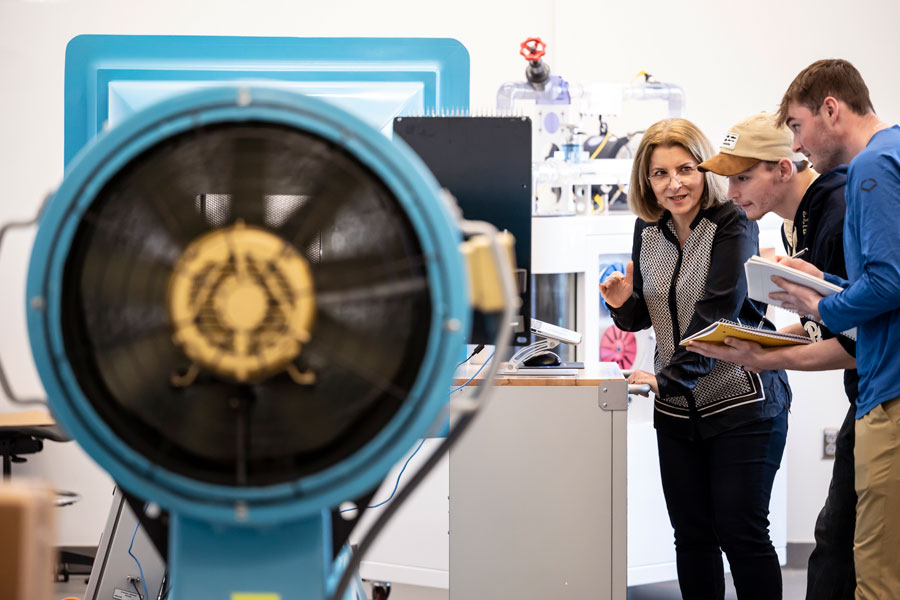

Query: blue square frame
left=64, top=35, right=470, bottom=167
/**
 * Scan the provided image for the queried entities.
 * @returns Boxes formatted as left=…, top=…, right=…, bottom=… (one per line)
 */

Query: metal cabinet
left=449, top=366, right=627, bottom=599
left=354, top=365, right=628, bottom=599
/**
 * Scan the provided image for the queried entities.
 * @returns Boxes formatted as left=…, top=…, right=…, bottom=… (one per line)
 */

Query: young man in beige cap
left=688, top=111, right=859, bottom=600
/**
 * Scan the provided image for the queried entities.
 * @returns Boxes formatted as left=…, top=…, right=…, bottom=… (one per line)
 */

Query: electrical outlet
left=823, top=428, right=839, bottom=459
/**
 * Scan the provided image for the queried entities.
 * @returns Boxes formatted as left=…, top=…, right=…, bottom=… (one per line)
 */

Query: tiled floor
left=54, top=568, right=809, bottom=599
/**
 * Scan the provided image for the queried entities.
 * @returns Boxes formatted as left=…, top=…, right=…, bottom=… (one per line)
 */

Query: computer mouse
left=524, top=351, right=562, bottom=367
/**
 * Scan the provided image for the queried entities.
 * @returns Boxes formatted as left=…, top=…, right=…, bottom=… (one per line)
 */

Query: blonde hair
left=628, top=118, right=727, bottom=222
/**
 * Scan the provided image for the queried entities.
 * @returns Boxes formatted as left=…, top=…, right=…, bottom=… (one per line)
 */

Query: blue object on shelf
left=599, top=262, right=626, bottom=315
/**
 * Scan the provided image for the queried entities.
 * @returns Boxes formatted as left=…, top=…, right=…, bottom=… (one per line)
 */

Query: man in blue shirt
left=771, top=59, right=900, bottom=600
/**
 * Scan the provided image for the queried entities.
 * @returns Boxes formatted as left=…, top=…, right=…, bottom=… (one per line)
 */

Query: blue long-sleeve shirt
left=818, top=125, right=900, bottom=418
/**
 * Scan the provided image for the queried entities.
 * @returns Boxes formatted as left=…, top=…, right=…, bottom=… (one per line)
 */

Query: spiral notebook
left=744, top=255, right=857, bottom=341
left=680, top=320, right=812, bottom=347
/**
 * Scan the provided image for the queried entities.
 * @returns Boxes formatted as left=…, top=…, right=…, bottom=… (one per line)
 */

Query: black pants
left=657, top=409, right=788, bottom=600
left=805, top=403, right=857, bottom=600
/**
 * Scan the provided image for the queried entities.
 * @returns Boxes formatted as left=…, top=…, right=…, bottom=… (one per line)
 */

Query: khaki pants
left=854, top=396, right=900, bottom=599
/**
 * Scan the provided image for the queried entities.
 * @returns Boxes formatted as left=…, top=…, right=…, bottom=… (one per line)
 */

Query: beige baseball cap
left=698, top=111, right=802, bottom=176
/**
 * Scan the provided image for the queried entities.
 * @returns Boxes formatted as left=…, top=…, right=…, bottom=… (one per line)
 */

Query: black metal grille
left=60, top=121, right=433, bottom=487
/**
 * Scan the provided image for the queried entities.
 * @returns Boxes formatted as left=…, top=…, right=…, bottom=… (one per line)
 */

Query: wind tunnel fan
left=23, top=87, right=511, bottom=599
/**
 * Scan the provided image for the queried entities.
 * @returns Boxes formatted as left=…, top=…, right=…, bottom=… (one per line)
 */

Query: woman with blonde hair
left=600, top=118, right=791, bottom=599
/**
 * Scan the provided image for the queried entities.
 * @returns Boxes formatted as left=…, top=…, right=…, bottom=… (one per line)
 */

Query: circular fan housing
left=26, top=87, right=470, bottom=524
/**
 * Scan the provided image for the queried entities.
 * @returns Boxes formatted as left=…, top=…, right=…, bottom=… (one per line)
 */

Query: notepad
left=744, top=255, right=857, bottom=341
left=680, top=320, right=813, bottom=347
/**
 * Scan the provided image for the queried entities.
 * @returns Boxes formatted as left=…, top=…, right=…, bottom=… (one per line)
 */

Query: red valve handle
left=519, top=37, right=546, bottom=62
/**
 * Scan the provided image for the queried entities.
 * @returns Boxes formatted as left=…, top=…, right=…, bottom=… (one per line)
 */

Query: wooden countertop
left=0, top=410, right=55, bottom=428
left=452, top=361, right=625, bottom=387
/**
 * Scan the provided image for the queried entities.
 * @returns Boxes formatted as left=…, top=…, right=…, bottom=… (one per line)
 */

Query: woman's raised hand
left=599, top=261, right=635, bottom=309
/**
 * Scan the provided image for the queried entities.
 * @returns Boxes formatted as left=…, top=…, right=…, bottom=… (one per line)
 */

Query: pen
left=790, top=248, right=808, bottom=259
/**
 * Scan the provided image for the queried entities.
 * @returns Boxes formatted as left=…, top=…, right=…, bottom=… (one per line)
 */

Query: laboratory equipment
left=14, top=36, right=518, bottom=599
left=497, top=37, right=685, bottom=216
left=394, top=116, right=533, bottom=346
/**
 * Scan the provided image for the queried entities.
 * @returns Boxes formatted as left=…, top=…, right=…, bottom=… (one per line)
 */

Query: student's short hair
left=776, top=59, right=875, bottom=127
left=628, top=118, right=727, bottom=222
left=762, top=160, right=809, bottom=173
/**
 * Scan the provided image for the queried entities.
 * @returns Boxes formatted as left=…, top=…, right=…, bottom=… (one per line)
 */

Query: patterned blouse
left=609, top=201, right=791, bottom=439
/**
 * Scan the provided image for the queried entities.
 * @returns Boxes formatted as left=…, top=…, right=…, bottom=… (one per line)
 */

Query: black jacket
left=782, top=166, right=858, bottom=404
left=610, top=202, right=791, bottom=439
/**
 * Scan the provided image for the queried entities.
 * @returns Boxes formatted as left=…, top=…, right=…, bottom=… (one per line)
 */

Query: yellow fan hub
left=167, top=220, right=315, bottom=382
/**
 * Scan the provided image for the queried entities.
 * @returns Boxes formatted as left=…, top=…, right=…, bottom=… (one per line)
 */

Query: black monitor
left=393, top=116, right=532, bottom=345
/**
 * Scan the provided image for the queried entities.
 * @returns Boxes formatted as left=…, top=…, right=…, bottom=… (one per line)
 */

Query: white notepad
left=744, top=255, right=857, bottom=341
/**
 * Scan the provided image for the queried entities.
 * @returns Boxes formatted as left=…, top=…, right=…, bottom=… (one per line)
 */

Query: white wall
left=1, top=0, right=898, bottom=548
